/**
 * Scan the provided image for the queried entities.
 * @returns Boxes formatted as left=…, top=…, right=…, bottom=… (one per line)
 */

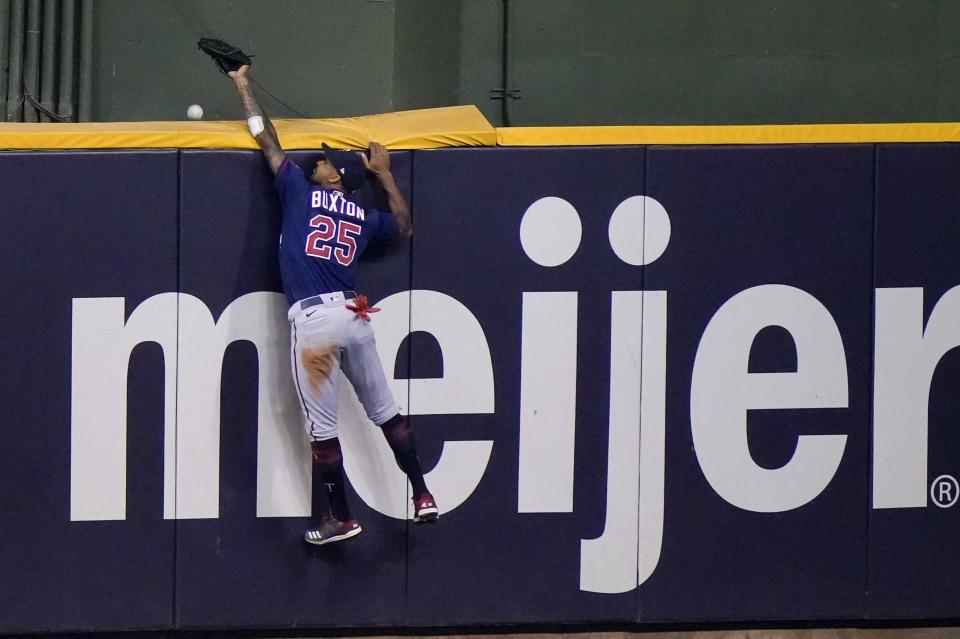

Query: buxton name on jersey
left=275, top=159, right=398, bottom=306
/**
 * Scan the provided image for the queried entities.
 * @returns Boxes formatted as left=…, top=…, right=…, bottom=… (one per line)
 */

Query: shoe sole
left=304, top=525, right=363, bottom=546
left=414, top=508, right=439, bottom=524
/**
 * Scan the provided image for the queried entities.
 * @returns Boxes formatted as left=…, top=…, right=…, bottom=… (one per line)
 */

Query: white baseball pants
left=288, top=293, right=399, bottom=441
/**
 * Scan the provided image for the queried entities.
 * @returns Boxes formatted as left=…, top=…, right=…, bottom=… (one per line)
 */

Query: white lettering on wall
left=873, top=286, right=960, bottom=508
left=71, top=290, right=494, bottom=522
left=690, top=284, right=849, bottom=513
left=518, top=291, right=578, bottom=513
left=71, top=295, right=177, bottom=521
left=71, top=292, right=307, bottom=521
left=580, top=291, right=666, bottom=593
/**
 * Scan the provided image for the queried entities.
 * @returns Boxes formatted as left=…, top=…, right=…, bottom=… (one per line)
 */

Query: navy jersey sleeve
left=368, top=208, right=400, bottom=246
left=273, top=159, right=310, bottom=209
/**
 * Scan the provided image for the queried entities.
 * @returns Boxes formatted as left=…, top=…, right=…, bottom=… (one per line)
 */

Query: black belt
left=298, top=290, right=357, bottom=312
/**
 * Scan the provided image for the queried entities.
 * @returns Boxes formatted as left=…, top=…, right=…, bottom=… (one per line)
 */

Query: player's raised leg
left=340, top=323, right=439, bottom=523
left=379, top=414, right=438, bottom=523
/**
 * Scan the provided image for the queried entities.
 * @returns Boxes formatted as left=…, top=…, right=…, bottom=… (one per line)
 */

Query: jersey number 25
left=305, top=214, right=362, bottom=266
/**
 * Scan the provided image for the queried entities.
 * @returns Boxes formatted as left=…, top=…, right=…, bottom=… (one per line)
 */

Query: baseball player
left=227, top=64, right=438, bottom=545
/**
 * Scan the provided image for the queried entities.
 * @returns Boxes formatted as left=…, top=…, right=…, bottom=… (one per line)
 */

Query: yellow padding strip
left=496, top=123, right=960, bottom=146
left=4, top=111, right=960, bottom=149
left=0, top=105, right=497, bottom=150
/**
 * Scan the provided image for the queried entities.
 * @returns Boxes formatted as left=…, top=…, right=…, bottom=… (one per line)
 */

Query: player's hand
left=362, top=142, right=390, bottom=176
left=228, top=64, right=250, bottom=81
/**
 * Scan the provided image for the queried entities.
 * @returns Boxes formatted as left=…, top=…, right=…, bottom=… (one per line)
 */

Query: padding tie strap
left=346, top=295, right=380, bottom=322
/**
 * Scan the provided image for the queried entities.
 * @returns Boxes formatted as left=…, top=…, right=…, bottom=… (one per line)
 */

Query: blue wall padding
left=0, top=145, right=958, bottom=632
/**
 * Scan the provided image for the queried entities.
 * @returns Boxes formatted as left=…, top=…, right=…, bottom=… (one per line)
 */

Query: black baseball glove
left=197, top=37, right=252, bottom=74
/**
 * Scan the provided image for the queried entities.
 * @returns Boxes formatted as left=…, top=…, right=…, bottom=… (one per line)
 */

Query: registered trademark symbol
left=930, top=475, right=959, bottom=508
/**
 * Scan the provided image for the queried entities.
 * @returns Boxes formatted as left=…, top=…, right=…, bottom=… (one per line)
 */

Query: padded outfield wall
left=1, top=117, right=960, bottom=632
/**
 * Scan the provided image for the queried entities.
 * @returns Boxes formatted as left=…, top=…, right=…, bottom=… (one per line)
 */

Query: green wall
left=92, top=0, right=397, bottom=121
left=392, top=0, right=462, bottom=112
left=84, top=0, right=960, bottom=125
left=505, top=0, right=960, bottom=125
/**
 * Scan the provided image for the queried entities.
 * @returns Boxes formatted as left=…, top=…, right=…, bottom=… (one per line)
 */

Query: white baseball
left=186, top=104, right=203, bottom=120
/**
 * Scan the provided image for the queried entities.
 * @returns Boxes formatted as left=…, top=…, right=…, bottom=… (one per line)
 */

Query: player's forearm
left=376, top=172, right=412, bottom=238
left=233, top=76, right=284, bottom=173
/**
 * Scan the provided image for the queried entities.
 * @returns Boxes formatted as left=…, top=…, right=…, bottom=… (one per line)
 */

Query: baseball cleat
left=413, top=493, right=439, bottom=523
left=304, top=515, right=362, bottom=546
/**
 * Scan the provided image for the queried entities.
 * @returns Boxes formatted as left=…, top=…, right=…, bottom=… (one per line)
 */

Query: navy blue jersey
left=274, top=159, right=399, bottom=306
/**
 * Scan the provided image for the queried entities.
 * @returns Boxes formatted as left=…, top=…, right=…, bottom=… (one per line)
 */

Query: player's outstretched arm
left=363, top=142, right=412, bottom=238
left=229, top=65, right=285, bottom=175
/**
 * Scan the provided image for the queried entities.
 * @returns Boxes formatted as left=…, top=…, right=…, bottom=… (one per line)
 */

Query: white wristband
left=247, top=115, right=264, bottom=137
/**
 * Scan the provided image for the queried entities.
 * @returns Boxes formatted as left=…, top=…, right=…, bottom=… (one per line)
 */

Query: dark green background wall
left=22, top=0, right=960, bottom=124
